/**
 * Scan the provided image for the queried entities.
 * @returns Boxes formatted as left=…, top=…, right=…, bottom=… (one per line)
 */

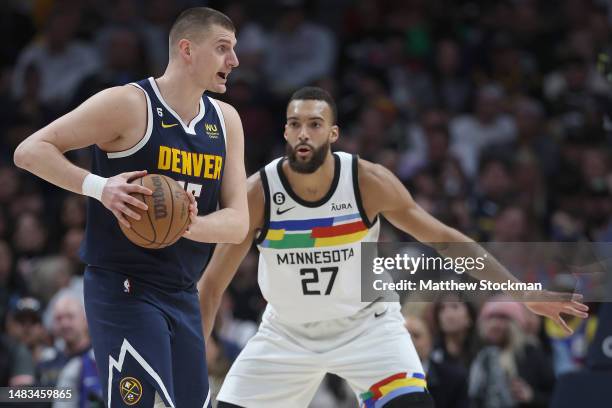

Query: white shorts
left=217, top=302, right=425, bottom=408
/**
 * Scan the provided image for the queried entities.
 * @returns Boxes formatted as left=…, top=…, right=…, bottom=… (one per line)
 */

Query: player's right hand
left=101, top=170, right=153, bottom=228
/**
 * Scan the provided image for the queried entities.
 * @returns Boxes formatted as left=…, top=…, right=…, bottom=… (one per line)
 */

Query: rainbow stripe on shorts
left=360, top=372, right=427, bottom=408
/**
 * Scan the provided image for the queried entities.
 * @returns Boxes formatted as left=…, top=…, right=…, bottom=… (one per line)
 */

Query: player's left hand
left=523, top=291, right=589, bottom=334
left=183, top=190, right=198, bottom=237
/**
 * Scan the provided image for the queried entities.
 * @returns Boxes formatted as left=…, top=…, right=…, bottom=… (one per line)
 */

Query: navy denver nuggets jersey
left=80, top=77, right=226, bottom=289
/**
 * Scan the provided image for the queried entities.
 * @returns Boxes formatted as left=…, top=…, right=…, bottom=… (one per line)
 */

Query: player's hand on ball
left=183, top=190, right=198, bottom=237
left=101, top=170, right=153, bottom=228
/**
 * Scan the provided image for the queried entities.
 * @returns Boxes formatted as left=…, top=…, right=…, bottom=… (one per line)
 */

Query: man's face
left=53, top=299, right=87, bottom=346
left=405, top=317, right=432, bottom=362
left=284, top=100, right=338, bottom=173
left=188, top=25, right=238, bottom=93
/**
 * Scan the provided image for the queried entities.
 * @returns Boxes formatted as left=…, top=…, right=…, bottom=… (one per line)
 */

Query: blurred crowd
left=1, top=0, right=611, bottom=407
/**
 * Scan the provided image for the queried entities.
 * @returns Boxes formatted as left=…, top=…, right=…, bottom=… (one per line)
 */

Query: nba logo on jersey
left=123, top=279, right=131, bottom=293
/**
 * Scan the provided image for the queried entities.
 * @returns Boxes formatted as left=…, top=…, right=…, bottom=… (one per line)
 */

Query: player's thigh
left=84, top=268, right=176, bottom=407
left=330, top=307, right=427, bottom=407
left=217, top=325, right=325, bottom=408
left=171, top=292, right=211, bottom=408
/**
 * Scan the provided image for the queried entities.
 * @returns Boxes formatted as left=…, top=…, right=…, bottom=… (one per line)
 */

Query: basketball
left=119, top=174, right=190, bottom=249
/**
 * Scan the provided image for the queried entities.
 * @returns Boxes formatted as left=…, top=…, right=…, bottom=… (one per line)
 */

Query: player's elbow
left=228, top=216, right=249, bottom=244
left=13, top=139, right=35, bottom=171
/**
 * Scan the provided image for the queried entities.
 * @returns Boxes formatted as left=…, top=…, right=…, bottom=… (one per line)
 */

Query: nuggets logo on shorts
left=119, top=376, right=143, bottom=405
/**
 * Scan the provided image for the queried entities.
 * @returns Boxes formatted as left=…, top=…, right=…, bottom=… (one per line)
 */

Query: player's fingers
left=124, top=195, right=148, bottom=211
left=113, top=210, right=131, bottom=228
left=185, top=190, right=197, bottom=205
left=562, top=305, right=589, bottom=318
left=556, top=315, right=573, bottom=334
left=571, top=300, right=589, bottom=311
left=124, top=183, right=153, bottom=196
left=122, top=170, right=148, bottom=182
left=119, top=204, right=141, bottom=221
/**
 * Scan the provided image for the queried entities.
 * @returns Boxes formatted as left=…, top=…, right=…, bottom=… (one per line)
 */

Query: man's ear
left=330, top=125, right=340, bottom=144
left=178, top=39, right=192, bottom=60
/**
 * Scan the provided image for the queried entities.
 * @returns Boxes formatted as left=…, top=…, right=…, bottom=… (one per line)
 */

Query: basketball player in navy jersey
left=199, top=87, right=589, bottom=408
left=14, top=8, right=247, bottom=408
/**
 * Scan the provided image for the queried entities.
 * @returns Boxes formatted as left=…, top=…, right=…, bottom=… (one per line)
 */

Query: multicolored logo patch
left=119, top=376, right=142, bottom=405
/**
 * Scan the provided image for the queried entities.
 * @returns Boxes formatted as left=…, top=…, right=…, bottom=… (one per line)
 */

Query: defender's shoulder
left=357, top=157, right=393, bottom=189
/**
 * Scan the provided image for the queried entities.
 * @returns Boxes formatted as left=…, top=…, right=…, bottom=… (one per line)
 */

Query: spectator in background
left=4, top=297, right=49, bottom=363
left=61, top=228, right=85, bottom=277
left=511, top=97, right=559, bottom=178
left=0, top=165, right=21, bottom=208
left=470, top=296, right=555, bottom=408
left=450, top=83, right=517, bottom=179
left=38, top=291, right=92, bottom=388
left=29, top=256, right=75, bottom=307
left=432, top=38, right=472, bottom=113
left=0, top=241, right=27, bottom=324
left=13, top=212, right=49, bottom=260
left=472, top=157, right=517, bottom=240
left=264, top=0, right=336, bottom=96
left=491, top=206, right=532, bottom=242
left=223, top=2, right=268, bottom=83
left=71, top=27, right=148, bottom=106
left=0, top=333, right=34, bottom=386
left=48, top=292, right=102, bottom=407
left=11, top=8, right=101, bottom=111
left=432, top=294, right=480, bottom=370
left=405, top=314, right=469, bottom=408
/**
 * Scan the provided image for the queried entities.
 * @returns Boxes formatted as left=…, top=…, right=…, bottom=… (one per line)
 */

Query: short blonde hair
left=168, top=7, right=234, bottom=56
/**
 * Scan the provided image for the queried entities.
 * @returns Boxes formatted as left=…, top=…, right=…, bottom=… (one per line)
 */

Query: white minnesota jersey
left=255, top=152, right=380, bottom=323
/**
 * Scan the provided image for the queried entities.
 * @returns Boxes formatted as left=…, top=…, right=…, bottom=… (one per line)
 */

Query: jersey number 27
left=300, top=267, right=338, bottom=295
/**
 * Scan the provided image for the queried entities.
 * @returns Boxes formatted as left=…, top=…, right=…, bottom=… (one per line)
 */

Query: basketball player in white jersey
left=199, top=87, right=589, bottom=408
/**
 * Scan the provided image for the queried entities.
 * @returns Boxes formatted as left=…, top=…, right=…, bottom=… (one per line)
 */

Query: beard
left=286, top=141, right=330, bottom=174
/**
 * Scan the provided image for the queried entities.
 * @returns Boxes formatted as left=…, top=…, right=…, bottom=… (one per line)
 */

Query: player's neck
left=155, top=70, right=204, bottom=126
left=284, top=154, right=335, bottom=202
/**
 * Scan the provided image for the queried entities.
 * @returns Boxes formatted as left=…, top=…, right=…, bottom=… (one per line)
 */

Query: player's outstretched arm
left=198, top=172, right=264, bottom=341
left=13, top=86, right=153, bottom=227
left=358, top=159, right=589, bottom=333
left=184, top=100, right=248, bottom=244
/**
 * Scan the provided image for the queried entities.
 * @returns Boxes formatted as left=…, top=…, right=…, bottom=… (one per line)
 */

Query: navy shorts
left=84, top=266, right=210, bottom=407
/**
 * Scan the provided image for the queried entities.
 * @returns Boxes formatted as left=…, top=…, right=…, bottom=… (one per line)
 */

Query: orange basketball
left=119, top=174, right=190, bottom=249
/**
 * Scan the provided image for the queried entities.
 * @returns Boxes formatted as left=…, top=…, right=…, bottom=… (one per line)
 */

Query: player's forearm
left=198, top=238, right=253, bottom=341
left=200, top=287, right=221, bottom=341
left=14, top=138, right=90, bottom=195
left=188, top=208, right=249, bottom=243
left=435, top=227, right=521, bottom=286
